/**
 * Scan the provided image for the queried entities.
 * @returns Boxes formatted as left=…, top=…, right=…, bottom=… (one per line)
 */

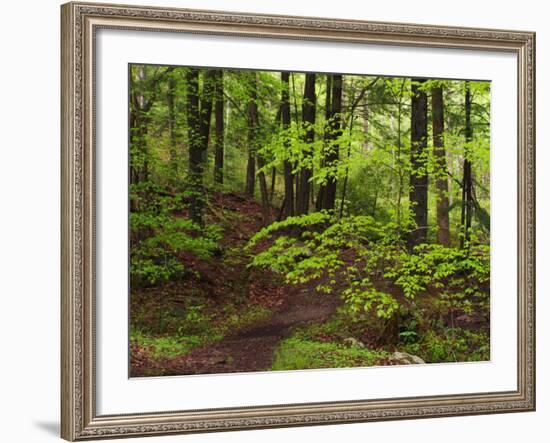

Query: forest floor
left=130, top=191, right=345, bottom=377
left=130, top=190, right=490, bottom=377
left=155, top=280, right=342, bottom=376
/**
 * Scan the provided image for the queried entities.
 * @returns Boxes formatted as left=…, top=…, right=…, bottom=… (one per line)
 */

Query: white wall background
left=0, top=0, right=545, bottom=442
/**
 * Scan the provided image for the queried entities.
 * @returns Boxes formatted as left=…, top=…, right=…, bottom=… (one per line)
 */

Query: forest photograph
left=129, top=64, right=491, bottom=377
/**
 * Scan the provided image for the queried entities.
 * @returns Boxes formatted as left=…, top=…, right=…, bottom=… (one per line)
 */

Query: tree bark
left=407, top=78, right=429, bottom=249
left=269, top=167, right=276, bottom=202
left=200, top=70, right=215, bottom=151
left=395, top=78, right=406, bottom=239
left=186, top=68, right=202, bottom=225
left=257, top=156, right=271, bottom=225
left=129, top=66, right=174, bottom=209
left=213, top=70, right=224, bottom=185
left=432, top=85, right=450, bottom=246
left=281, top=72, right=295, bottom=218
left=316, top=74, right=332, bottom=211
left=321, top=74, right=342, bottom=211
left=296, top=73, right=316, bottom=215
left=246, top=75, right=270, bottom=223
left=130, top=66, right=149, bottom=186
left=167, top=73, right=177, bottom=174
left=245, top=73, right=257, bottom=198
left=460, top=82, right=474, bottom=248
left=186, top=68, right=215, bottom=226
left=338, top=114, right=355, bottom=219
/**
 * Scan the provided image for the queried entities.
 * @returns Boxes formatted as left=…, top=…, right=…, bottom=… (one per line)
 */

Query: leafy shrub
left=248, top=213, right=490, bottom=340
left=247, top=212, right=402, bottom=319
left=401, top=328, right=490, bottom=363
left=385, top=242, right=490, bottom=317
left=130, top=181, right=222, bottom=286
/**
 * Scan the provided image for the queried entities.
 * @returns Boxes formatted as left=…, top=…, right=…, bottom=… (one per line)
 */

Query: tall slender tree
left=296, top=73, right=316, bottom=215
left=129, top=66, right=147, bottom=187
left=432, top=84, right=450, bottom=246
left=130, top=66, right=167, bottom=186
left=338, top=77, right=377, bottom=219
left=408, top=78, right=429, bottom=249
left=320, top=74, right=342, bottom=211
left=213, top=70, right=224, bottom=185
left=186, top=68, right=215, bottom=226
left=245, top=73, right=257, bottom=198
left=167, top=73, right=177, bottom=173
left=460, top=82, right=474, bottom=248
left=281, top=72, right=295, bottom=218
left=244, top=73, right=270, bottom=223
left=315, top=74, right=332, bottom=211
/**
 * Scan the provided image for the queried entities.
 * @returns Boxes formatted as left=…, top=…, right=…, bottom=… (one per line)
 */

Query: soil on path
left=130, top=191, right=342, bottom=377
left=160, top=287, right=341, bottom=376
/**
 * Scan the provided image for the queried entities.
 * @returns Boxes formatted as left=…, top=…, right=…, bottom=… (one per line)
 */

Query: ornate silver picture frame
left=61, top=1, right=535, bottom=440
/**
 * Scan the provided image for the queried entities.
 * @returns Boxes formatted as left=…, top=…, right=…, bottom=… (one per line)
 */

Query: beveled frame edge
left=60, top=1, right=536, bottom=441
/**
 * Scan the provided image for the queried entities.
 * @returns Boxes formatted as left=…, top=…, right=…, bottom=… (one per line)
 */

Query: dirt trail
left=162, top=287, right=341, bottom=376
left=131, top=192, right=343, bottom=377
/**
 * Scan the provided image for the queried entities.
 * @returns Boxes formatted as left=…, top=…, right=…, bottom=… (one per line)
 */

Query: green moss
left=130, top=328, right=220, bottom=359
left=131, top=303, right=271, bottom=361
left=220, top=304, right=271, bottom=332
left=291, top=316, right=344, bottom=341
left=271, top=337, right=388, bottom=371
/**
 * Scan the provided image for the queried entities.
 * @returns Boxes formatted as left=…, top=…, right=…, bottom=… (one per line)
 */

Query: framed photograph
left=61, top=1, right=535, bottom=440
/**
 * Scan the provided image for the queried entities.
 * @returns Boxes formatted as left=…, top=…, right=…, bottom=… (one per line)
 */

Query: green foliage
left=401, top=328, right=490, bottom=363
left=128, top=65, right=493, bottom=373
left=385, top=242, right=490, bottom=316
left=131, top=301, right=271, bottom=361
left=219, top=303, right=272, bottom=332
left=248, top=212, right=403, bottom=319
left=343, top=285, right=399, bottom=319
left=130, top=182, right=222, bottom=286
left=131, top=327, right=211, bottom=359
left=271, top=337, right=388, bottom=371
left=248, top=213, right=489, bottom=327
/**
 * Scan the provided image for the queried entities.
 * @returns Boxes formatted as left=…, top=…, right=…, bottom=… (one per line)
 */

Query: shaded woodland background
left=129, top=65, right=490, bottom=377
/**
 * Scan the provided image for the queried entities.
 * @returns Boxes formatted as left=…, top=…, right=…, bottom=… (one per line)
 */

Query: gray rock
left=343, top=337, right=366, bottom=349
left=390, top=351, right=425, bottom=365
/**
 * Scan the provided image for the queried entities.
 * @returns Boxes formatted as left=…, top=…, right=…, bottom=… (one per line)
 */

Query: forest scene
left=129, top=64, right=491, bottom=377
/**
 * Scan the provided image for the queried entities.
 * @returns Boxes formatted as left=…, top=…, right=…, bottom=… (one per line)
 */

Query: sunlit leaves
left=130, top=182, right=222, bottom=285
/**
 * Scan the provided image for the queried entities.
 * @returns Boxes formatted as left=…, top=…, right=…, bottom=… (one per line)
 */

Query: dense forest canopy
left=129, top=64, right=491, bottom=376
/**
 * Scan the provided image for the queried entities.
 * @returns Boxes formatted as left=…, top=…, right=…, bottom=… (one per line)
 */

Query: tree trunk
left=296, top=73, right=316, bottom=215
left=395, top=79, right=406, bottom=239
left=213, top=70, right=224, bottom=185
left=167, top=74, right=178, bottom=174
left=316, top=74, right=332, bottom=211
left=281, top=72, right=295, bottom=218
left=257, top=156, right=271, bottom=225
left=245, top=73, right=257, bottom=198
left=186, top=68, right=202, bottom=225
left=130, top=66, right=150, bottom=185
left=269, top=167, right=276, bottom=202
left=246, top=75, right=270, bottom=223
left=186, top=69, right=215, bottom=226
left=460, top=82, right=474, bottom=248
left=130, top=66, right=174, bottom=207
left=129, top=109, right=142, bottom=212
left=338, top=78, right=375, bottom=218
left=432, top=85, right=450, bottom=246
left=321, top=74, right=342, bottom=211
left=200, top=70, right=215, bottom=151
left=407, top=78, right=429, bottom=249
left=338, top=114, right=355, bottom=219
